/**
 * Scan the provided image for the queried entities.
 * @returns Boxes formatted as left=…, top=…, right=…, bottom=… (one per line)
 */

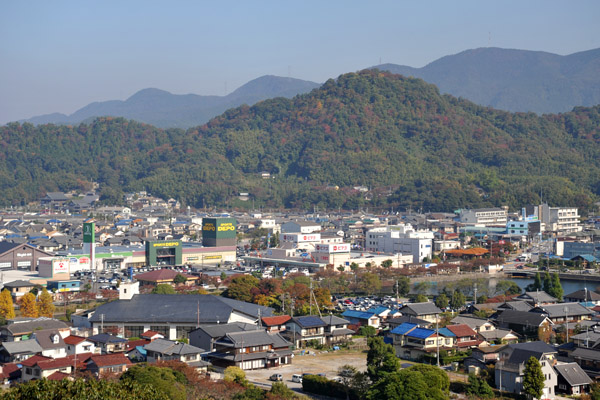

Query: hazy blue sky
left=1, top=0, right=599, bottom=124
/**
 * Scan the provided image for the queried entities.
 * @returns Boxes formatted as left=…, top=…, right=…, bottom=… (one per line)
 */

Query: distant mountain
left=374, top=47, right=600, bottom=114
left=21, top=75, right=321, bottom=128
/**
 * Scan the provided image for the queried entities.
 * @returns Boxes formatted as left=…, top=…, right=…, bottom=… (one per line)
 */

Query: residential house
left=555, top=362, right=592, bottom=395
left=465, top=345, right=506, bottom=370
left=189, top=322, right=257, bottom=353
left=387, top=315, right=430, bottom=330
left=493, top=310, right=553, bottom=340
left=516, top=291, right=558, bottom=306
left=87, top=333, right=128, bottom=354
left=0, top=318, right=69, bottom=342
left=0, top=340, right=43, bottom=363
left=450, top=316, right=495, bottom=333
left=32, top=329, right=67, bottom=359
left=564, top=289, right=600, bottom=305
left=393, top=325, right=455, bottom=361
left=141, top=330, right=165, bottom=341
left=261, top=316, right=291, bottom=333
left=285, top=316, right=327, bottom=348
left=340, top=310, right=380, bottom=329
left=529, top=302, right=594, bottom=324
left=2, top=281, right=36, bottom=300
left=144, top=339, right=205, bottom=365
left=85, top=353, right=132, bottom=376
left=321, top=315, right=353, bottom=345
left=572, top=347, right=600, bottom=377
left=0, top=363, right=22, bottom=385
left=497, top=300, right=533, bottom=312
left=495, top=341, right=558, bottom=398
left=445, top=324, right=482, bottom=349
left=398, top=302, right=442, bottom=324
left=64, top=335, right=96, bottom=355
left=208, top=330, right=292, bottom=370
left=20, top=355, right=75, bottom=382
left=478, top=329, right=520, bottom=344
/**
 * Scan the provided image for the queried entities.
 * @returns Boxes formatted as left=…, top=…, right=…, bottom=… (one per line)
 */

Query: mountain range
left=374, top=47, right=600, bottom=114
left=22, top=76, right=321, bottom=129
left=18, top=47, right=600, bottom=128
left=3, top=70, right=599, bottom=212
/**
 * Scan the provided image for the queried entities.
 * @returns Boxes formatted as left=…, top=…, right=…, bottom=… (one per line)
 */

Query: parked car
left=292, top=374, right=302, bottom=383
left=269, top=374, right=282, bottom=382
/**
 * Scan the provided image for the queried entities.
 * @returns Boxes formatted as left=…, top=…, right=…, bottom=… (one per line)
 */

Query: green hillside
left=1, top=70, right=599, bottom=212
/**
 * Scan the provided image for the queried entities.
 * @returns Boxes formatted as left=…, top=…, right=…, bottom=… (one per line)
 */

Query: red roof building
left=446, top=324, right=482, bottom=348
left=261, top=316, right=291, bottom=333
left=86, top=353, right=132, bottom=376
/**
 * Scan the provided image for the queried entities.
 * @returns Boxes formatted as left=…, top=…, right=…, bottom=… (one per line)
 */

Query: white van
left=292, top=374, right=302, bottom=383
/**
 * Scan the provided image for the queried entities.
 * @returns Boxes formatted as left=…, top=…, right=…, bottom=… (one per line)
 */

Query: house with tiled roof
left=395, top=327, right=455, bottom=361
left=189, top=322, right=258, bottom=353
left=64, top=335, right=96, bottom=355
left=495, top=341, right=558, bottom=398
left=261, top=315, right=291, bottom=333
left=564, top=289, right=600, bottom=305
left=0, top=363, right=22, bottom=385
left=555, top=362, right=593, bottom=395
left=141, top=330, right=164, bottom=341
left=32, top=329, right=67, bottom=359
left=516, top=291, right=558, bottom=306
left=0, top=317, right=69, bottom=342
left=530, top=302, right=595, bottom=324
left=321, top=315, right=354, bottom=345
left=87, top=333, right=128, bottom=354
left=46, top=371, right=72, bottom=381
left=450, top=316, right=496, bottom=333
left=340, top=310, right=380, bottom=329
left=445, top=324, right=482, bottom=349
left=85, top=353, right=132, bottom=376
left=0, top=339, right=42, bottom=363
left=493, top=310, right=553, bottom=340
left=285, top=316, right=327, bottom=348
left=144, top=339, right=205, bottom=366
left=398, top=302, right=442, bottom=323
left=20, top=355, right=74, bottom=382
left=208, top=329, right=292, bottom=370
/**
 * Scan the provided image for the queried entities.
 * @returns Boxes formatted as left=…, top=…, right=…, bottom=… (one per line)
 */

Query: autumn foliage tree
left=19, top=292, right=38, bottom=318
left=38, top=288, right=55, bottom=318
left=0, top=288, right=15, bottom=320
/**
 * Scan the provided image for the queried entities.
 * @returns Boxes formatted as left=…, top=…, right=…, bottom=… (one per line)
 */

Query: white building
left=459, top=207, right=508, bottom=226
left=281, top=221, right=321, bottom=234
left=365, top=224, right=434, bottom=263
left=538, top=204, right=581, bottom=235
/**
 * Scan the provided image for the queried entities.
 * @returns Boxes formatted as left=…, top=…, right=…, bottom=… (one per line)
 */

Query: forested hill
left=1, top=70, right=599, bottom=212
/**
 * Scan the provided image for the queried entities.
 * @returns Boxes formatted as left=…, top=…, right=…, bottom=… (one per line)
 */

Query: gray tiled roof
left=32, top=329, right=65, bottom=350
left=501, top=300, right=533, bottom=312
left=565, top=290, right=600, bottom=301
left=505, top=341, right=556, bottom=365
left=554, top=363, right=593, bottom=386
left=478, top=329, right=518, bottom=341
left=0, top=339, right=43, bottom=355
left=194, top=322, right=257, bottom=338
left=519, top=291, right=558, bottom=304
left=572, top=347, right=600, bottom=361
left=3, top=318, right=68, bottom=335
left=450, top=316, right=492, bottom=330
left=494, top=310, right=550, bottom=327
left=400, top=302, right=442, bottom=316
left=89, top=294, right=272, bottom=324
left=144, top=339, right=204, bottom=355
left=531, top=303, right=595, bottom=318
left=320, top=315, right=349, bottom=326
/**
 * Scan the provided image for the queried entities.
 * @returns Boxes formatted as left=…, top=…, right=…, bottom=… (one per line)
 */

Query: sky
left=1, top=0, right=599, bottom=124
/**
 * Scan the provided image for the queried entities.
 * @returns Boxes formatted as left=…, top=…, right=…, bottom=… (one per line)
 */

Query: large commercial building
left=202, top=218, right=237, bottom=247
left=0, top=243, right=53, bottom=271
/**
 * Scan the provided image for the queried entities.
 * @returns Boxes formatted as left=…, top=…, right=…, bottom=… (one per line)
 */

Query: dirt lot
left=245, top=349, right=367, bottom=390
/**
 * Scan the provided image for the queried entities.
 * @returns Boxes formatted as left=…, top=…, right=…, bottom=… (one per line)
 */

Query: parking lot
left=245, top=349, right=367, bottom=390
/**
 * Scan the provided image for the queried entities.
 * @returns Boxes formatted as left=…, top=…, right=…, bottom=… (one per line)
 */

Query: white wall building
left=365, top=224, right=434, bottom=263
left=459, top=208, right=508, bottom=226
left=539, top=204, right=581, bottom=235
left=281, top=221, right=321, bottom=234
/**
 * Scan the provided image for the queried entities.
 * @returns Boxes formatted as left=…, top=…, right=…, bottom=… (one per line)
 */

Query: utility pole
left=436, top=313, right=440, bottom=367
